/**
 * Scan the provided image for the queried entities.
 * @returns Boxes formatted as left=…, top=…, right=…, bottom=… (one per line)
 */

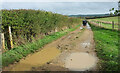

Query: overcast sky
left=1, top=0, right=119, bottom=2
left=1, top=0, right=118, bottom=15
left=2, top=2, right=118, bottom=15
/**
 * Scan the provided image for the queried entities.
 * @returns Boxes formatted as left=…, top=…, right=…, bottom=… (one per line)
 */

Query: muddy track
left=4, top=24, right=98, bottom=71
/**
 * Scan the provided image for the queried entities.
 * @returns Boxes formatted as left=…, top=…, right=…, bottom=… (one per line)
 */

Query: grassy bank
left=2, top=24, right=80, bottom=67
left=89, top=23, right=118, bottom=71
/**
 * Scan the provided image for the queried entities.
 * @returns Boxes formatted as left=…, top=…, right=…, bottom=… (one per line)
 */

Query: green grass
left=91, top=16, right=118, bottom=23
left=89, top=23, right=118, bottom=71
left=1, top=25, right=80, bottom=67
left=94, top=21, right=118, bottom=30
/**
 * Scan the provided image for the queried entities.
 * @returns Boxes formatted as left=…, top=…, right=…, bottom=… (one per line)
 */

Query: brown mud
left=4, top=24, right=98, bottom=71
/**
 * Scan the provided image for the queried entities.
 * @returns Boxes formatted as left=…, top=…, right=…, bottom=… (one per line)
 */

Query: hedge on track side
left=2, top=25, right=80, bottom=67
left=2, top=9, right=81, bottom=47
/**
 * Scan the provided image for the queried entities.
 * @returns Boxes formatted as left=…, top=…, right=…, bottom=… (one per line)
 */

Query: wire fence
left=88, top=20, right=119, bottom=31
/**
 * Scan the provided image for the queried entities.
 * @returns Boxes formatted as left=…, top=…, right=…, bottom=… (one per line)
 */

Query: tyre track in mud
left=4, top=24, right=98, bottom=71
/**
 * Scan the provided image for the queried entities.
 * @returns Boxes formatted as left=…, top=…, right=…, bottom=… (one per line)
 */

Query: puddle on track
left=65, top=52, right=97, bottom=71
left=86, top=23, right=91, bottom=30
left=10, top=47, right=60, bottom=71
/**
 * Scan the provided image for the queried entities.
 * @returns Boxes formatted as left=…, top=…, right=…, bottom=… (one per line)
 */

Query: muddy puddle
left=10, top=47, right=60, bottom=71
left=65, top=52, right=97, bottom=71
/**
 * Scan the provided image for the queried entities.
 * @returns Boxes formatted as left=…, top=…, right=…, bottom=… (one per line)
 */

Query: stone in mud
left=86, top=51, right=89, bottom=53
left=85, top=46, right=87, bottom=48
left=47, top=62, right=50, bottom=64
left=57, top=45, right=61, bottom=49
left=80, top=27, right=83, bottom=30
left=50, top=63, right=53, bottom=64
left=65, top=45, right=69, bottom=46
left=32, top=67, right=36, bottom=70
left=42, top=68, right=45, bottom=70
left=65, top=48, right=68, bottom=50
left=76, top=36, right=79, bottom=38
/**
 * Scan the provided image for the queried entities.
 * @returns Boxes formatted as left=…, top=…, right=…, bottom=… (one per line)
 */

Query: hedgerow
left=1, top=9, right=81, bottom=67
left=2, top=9, right=81, bottom=47
left=2, top=25, right=80, bottom=67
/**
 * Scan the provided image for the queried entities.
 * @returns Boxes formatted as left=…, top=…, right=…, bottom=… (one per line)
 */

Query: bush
left=2, top=9, right=81, bottom=47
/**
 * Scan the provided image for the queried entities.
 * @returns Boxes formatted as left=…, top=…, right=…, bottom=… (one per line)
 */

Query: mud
left=7, top=47, right=60, bottom=71
left=4, top=24, right=98, bottom=71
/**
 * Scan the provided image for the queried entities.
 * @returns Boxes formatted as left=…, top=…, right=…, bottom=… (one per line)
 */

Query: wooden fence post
left=7, top=26, right=13, bottom=50
left=0, top=33, right=5, bottom=52
left=55, top=27, right=58, bottom=32
left=112, top=21, right=114, bottom=31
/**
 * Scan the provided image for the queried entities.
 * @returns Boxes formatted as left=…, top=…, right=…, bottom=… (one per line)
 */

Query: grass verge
left=89, top=23, right=118, bottom=71
left=2, top=25, right=80, bottom=67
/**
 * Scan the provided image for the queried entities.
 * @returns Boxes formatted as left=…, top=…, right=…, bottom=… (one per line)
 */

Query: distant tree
left=109, top=8, right=120, bottom=16
left=109, top=8, right=114, bottom=16
left=109, top=1, right=120, bottom=16
left=110, top=12, right=113, bottom=16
